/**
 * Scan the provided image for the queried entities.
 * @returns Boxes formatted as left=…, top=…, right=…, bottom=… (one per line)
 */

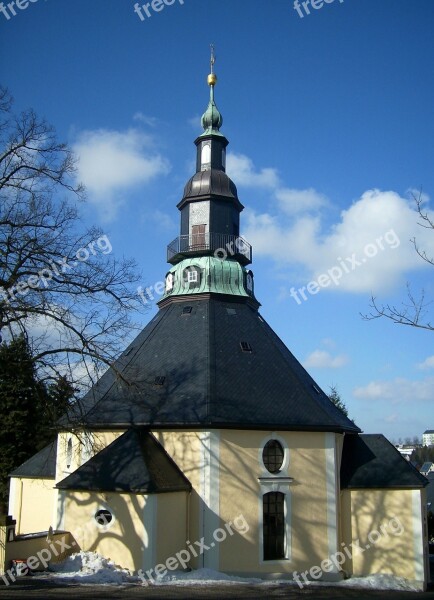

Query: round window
left=262, top=440, right=284, bottom=474
left=94, top=509, right=113, bottom=527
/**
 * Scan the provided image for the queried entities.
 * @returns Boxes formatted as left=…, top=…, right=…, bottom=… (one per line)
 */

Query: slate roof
left=56, top=429, right=191, bottom=494
left=420, top=462, right=434, bottom=473
left=9, top=441, right=57, bottom=479
left=61, top=297, right=360, bottom=433
left=341, top=434, right=428, bottom=489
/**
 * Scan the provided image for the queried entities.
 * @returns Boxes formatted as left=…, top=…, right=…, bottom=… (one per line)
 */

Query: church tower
left=161, top=47, right=256, bottom=307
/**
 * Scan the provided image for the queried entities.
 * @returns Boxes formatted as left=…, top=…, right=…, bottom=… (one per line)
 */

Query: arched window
left=201, top=143, right=211, bottom=169
left=263, top=491, right=285, bottom=560
left=165, top=272, right=174, bottom=293
left=66, top=437, right=73, bottom=469
left=262, top=439, right=284, bottom=474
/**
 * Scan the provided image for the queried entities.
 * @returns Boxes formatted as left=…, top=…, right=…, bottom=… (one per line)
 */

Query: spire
left=200, top=44, right=223, bottom=136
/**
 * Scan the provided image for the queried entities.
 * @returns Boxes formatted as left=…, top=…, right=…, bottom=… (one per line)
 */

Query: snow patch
left=336, top=573, right=422, bottom=592
left=46, top=552, right=422, bottom=591
left=49, top=551, right=138, bottom=585
left=154, top=567, right=263, bottom=585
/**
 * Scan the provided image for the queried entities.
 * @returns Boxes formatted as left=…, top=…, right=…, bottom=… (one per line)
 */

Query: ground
left=2, top=553, right=433, bottom=598
left=1, top=579, right=434, bottom=600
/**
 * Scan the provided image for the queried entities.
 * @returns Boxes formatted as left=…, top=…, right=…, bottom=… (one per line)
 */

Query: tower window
left=246, top=273, right=253, bottom=293
left=191, top=224, right=206, bottom=248
left=263, top=440, right=284, bottom=474
left=263, top=492, right=285, bottom=560
left=66, top=437, right=73, bottom=469
left=183, top=266, right=201, bottom=288
left=165, top=272, right=174, bottom=293
left=182, top=306, right=193, bottom=315
left=187, top=270, right=198, bottom=283
left=154, top=376, right=166, bottom=386
left=240, top=341, right=252, bottom=353
left=201, top=143, right=211, bottom=169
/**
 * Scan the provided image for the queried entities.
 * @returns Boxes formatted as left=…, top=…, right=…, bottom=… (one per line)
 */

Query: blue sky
left=1, top=0, right=434, bottom=441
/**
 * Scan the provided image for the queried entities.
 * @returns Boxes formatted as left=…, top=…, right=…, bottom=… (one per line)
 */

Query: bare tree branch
left=0, top=87, right=148, bottom=391
left=362, top=190, right=434, bottom=331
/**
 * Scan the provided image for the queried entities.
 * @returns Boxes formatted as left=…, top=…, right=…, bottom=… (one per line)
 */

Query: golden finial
left=207, top=44, right=217, bottom=86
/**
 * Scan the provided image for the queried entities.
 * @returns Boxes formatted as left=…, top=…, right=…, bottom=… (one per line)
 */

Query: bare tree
left=0, top=87, right=145, bottom=389
left=363, top=191, right=434, bottom=331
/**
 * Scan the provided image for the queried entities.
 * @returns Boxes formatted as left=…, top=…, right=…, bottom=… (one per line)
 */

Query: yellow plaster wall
left=155, top=492, right=189, bottom=566
left=152, top=430, right=202, bottom=568
left=218, top=430, right=331, bottom=574
left=62, top=490, right=145, bottom=572
left=55, top=431, right=123, bottom=484
left=344, top=489, right=419, bottom=581
left=9, top=477, right=55, bottom=535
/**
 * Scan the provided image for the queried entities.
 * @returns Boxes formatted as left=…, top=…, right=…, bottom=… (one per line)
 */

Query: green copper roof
left=199, top=83, right=225, bottom=138
left=161, top=256, right=254, bottom=301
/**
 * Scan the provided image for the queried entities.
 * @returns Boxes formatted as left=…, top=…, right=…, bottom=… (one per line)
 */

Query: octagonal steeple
left=163, top=48, right=256, bottom=306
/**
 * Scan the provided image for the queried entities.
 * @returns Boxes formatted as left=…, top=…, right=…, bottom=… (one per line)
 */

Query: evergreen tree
left=0, top=336, right=75, bottom=512
left=328, top=385, right=349, bottom=417
left=411, top=445, right=434, bottom=465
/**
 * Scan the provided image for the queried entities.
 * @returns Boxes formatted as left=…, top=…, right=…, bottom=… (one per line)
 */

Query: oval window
left=95, top=509, right=113, bottom=527
left=262, top=440, right=284, bottom=474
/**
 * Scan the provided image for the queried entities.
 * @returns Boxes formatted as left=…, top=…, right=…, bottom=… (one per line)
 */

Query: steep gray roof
left=9, top=441, right=57, bottom=479
left=56, top=429, right=191, bottom=494
left=61, top=297, right=360, bottom=433
left=341, top=434, right=428, bottom=489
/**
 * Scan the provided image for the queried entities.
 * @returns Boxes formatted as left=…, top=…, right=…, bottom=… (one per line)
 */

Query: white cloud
left=353, top=377, right=434, bottom=403
left=146, top=209, right=176, bottom=231
left=243, top=184, right=434, bottom=294
left=276, top=187, right=328, bottom=215
left=303, top=350, right=349, bottom=369
left=226, top=153, right=280, bottom=189
left=417, top=355, right=434, bottom=370
left=133, top=112, right=159, bottom=127
left=188, top=115, right=202, bottom=130
left=74, top=128, right=170, bottom=221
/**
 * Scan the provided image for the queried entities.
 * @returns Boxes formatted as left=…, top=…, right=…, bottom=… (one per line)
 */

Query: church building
left=6, top=58, right=429, bottom=589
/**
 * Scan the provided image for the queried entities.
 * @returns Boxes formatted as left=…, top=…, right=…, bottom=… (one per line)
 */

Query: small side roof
left=341, top=434, right=428, bottom=490
left=423, top=429, right=434, bottom=434
left=9, top=441, right=57, bottom=479
left=56, top=429, right=191, bottom=494
left=420, top=462, right=434, bottom=472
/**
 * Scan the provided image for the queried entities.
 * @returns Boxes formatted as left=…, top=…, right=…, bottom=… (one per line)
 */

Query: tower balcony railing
left=167, top=232, right=252, bottom=266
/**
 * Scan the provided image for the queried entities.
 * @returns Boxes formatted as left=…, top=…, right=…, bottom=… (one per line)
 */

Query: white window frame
left=258, top=433, right=293, bottom=564
left=187, top=270, right=199, bottom=283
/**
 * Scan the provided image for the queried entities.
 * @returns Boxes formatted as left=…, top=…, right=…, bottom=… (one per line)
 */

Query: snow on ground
left=334, top=573, right=421, bottom=592
left=43, top=551, right=421, bottom=591
left=154, top=568, right=263, bottom=585
left=48, top=551, right=138, bottom=584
